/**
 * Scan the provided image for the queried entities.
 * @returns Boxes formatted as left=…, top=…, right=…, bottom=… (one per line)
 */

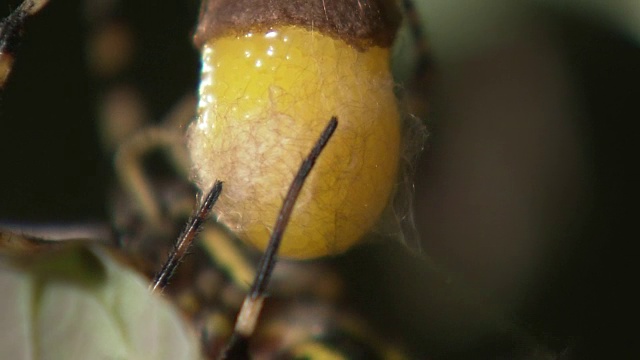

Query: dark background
left=1, top=0, right=638, bottom=358
left=0, top=0, right=200, bottom=222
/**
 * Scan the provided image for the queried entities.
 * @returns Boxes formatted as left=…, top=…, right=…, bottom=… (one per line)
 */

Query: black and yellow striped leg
left=400, top=0, right=432, bottom=82
left=399, top=0, right=433, bottom=126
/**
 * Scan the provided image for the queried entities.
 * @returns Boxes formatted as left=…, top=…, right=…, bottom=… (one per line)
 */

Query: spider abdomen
left=187, top=26, right=400, bottom=259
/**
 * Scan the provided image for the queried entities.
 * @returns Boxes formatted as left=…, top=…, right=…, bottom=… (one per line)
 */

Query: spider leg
left=150, top=180, right=223, bottom=293
left=0, top=0, right=50, bottom=90
left=112, top=95, right=196, bottom=226
left=220, top=116, right=338, bottom=360
left=400, top=0, right=432, bottom=84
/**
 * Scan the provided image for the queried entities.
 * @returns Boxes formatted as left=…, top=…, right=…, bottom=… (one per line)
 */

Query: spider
left=0, top=0, right=430, bottom=358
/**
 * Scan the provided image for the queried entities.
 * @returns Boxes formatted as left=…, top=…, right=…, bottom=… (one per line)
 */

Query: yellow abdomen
left=187, top=26, right=400, bottom=259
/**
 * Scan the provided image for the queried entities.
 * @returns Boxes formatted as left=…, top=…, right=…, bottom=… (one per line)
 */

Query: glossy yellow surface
left=188, top=26, right=400, bottom=259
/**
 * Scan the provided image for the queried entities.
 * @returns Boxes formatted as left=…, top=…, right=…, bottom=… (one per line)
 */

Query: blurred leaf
left=0, top=244, right=202, bottom=360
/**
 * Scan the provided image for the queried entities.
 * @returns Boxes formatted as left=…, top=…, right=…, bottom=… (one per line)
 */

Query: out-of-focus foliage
left=404, top=0, right=638, bottom=357
left=0, top=239, right=201, bottom=360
